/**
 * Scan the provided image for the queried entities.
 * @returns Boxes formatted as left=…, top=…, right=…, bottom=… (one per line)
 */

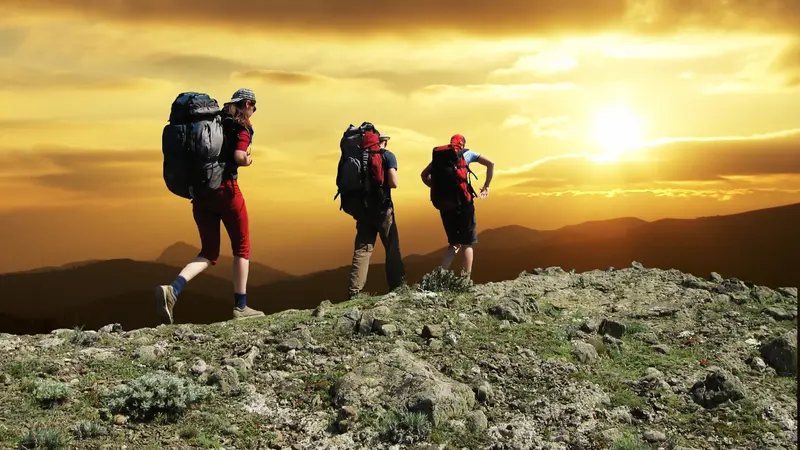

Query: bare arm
left=234, top=150, right=252, bottom=166
left=420, top=162, right=432, bottom=187
left=387, top=168, right=398, bottom=189
left=476, top=154, right=494, bottom=197
left=477, top=155, right=494, bottom=188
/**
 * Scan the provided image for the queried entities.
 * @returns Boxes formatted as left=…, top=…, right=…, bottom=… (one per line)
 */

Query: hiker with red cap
left=421, top=134, right=494, bottom=277
left=334, top=123, right=406, bottom=298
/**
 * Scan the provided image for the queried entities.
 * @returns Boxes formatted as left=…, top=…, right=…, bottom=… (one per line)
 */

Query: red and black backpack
left=429, top=134, right=478, bottom=211
left=334, top=122, right=388, bottom=219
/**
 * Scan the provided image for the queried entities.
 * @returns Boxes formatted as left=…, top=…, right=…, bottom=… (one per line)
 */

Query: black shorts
left=439, top=202, right=477, bottom=246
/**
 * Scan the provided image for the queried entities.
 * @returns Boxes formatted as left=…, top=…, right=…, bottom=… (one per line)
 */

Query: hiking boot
left=233, top=306, right=265, bottom=320
left=155, top=285, right=177, bottom=325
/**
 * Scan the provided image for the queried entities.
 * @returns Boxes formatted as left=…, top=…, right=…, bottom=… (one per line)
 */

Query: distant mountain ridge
left=0, top=202, right=797, bottom=334
left=155, top=241, right=294, bottom=285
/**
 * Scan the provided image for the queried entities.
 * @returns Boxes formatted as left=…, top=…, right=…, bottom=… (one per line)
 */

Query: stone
left=467, top=410, right=488, bottom=433
left=571, top=341, right=600, bottom=364
left=333, top=348, right=475, bottom=426
left=690, top=367, right=746, bottom=409
left=599, top=319, right=626, bottom=339
left=760, top=330, right=797, bottom=376
left=190, top=359, right=208, bottom=376
left=643, top=430, right=667, bottom=442
left=764, top=307, right=795, bottom=321
left=422, top=325, right=443, bottom=339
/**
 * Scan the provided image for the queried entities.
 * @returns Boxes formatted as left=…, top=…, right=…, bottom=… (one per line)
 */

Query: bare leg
left=441, top=244, right=460, bottom=270
left=179, top=257, right=211, bottom=281
left=233, top=256, right=250, bottom=294
left=461, top=246, right=474, bottom=275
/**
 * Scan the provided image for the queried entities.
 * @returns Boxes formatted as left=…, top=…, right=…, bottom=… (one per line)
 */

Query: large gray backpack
left=161, top=92, right=225, bottom=200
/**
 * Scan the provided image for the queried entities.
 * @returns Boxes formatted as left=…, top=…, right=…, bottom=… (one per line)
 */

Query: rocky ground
left=0, top=263, right=797, bottom=450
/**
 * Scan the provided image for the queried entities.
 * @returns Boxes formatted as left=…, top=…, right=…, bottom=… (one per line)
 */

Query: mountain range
left=1, top=202, right=797, bottom=334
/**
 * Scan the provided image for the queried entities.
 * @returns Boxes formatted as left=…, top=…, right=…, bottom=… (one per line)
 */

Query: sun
left=590, top=105, right=644, bottom=161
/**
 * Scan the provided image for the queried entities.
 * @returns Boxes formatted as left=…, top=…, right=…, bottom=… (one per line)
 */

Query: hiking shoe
left=233, top=306, right=265, bottom=320
left=155, top=285, right=177, bottom=325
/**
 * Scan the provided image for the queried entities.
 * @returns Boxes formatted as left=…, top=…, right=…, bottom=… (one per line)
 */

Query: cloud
left=4, top=0, right=798, bottom=37
left=1, top=147, right=162, bottom=196
left=771, top=40, right=800, bottom=87
left=0, top=26, right=28, bottom=57
left=235, top=70, right=326, bottom=85
left=500, top=129, right=800, bottom=194
left=502, top=115, right=571, bottom=139
left=0, top=66, right=150, bottom=90
left=143, top=53, right=251, bottom=80
left=2, top=0, right=628, bottom=37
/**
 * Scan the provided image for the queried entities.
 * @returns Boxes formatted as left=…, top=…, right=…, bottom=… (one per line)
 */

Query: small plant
left=104, top=371, right=213, bottom=422
left=31, top=379, right=72, bottom=409
left=70, top=420, right=106, bottom=440
left=611, top=435, right=650, bottom=450
left=379, top=408, right=432, bottom=444
left=18, top=426, right=70, bottom=449
left=68, top=326, right=96, bottom=347
left=418, top=267, right=473, bottom=293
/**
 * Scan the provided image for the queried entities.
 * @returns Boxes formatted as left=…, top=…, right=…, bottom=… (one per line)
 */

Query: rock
left=357, top=309, right=377, bottom=335
left=601, top=428, right=624, bottom=442
left=764, top=306, right=795, bottom=321
left=208, top=366, right=241, bottom=395
left=599, top=319, right=626, bottom=339
left=377, top=324, right=398, bottom=336
left=99, top=323, right=122, bottom=333
left=579, top=319, right=599, bottom=334
left=777, top=287, right=797, bottom=298
left=80, top=348, right=117, bottom=361
left=421, top=325, right=443, bottom=339
left=708, top=272, right=724, bottom=283
left=643, top=429, right=667, bottom=442
left=277, top=338, right=302, bottom=352
left=333, top=348, right=475, bottom=426
left=133, top=345, right=160, bottom=362
left=336, top=309, right=362, bottom=335
left=652, top=344, right=670, bottom=355
left=760, top=330, right=797, bottom=376
left=467, top=410, right=488, bottom=432
left=475, top=383, right=493, bottom=403
left=336, top=406, right=359, bottom=433
left=746, top=356, right=767, bottom=371
left=37, top=338, right=64, bottom=349
left=312, top=300, right=332, bottom=318
left=690, top=367, right=746, bottom=409
left=190, top=359, right=208, bottom=375
left=571, top=341, right=600, bottom=364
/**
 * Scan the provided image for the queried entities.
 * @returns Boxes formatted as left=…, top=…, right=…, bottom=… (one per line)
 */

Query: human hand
left=479, top=186, right=489, bottom=198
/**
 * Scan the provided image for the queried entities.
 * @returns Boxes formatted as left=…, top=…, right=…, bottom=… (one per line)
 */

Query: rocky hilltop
left=0, top=264, right=796, bottom=450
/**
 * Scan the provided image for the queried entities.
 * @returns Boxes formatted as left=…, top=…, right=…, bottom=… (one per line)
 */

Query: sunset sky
left=1, top=0, right=798, bottom=274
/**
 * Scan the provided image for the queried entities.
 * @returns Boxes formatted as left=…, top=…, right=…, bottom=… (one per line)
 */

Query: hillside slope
left=0, top=265, right=796, bottom=449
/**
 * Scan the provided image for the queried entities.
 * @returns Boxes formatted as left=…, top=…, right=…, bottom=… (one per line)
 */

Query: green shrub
left=379, top=408, right=432, bottom=444
left=418, top=267, right=473, bottom=293
left=31, top=379, right=72, bottom=409
left=104, top=371, right=213, bottom=422
left=18, top=427, right=70, bottom=449
left=70, top=420, right=106, bottom=440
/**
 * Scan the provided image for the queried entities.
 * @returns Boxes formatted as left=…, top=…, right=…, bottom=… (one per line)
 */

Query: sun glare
left=590, top=105, right=644, bottom=162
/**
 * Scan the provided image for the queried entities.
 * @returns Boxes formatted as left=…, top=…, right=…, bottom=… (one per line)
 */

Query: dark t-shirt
left=382, top=150, right=398, bottom=204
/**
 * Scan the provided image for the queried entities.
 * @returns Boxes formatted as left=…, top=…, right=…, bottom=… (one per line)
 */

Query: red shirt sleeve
left=235, top=128, right=251, bottom=152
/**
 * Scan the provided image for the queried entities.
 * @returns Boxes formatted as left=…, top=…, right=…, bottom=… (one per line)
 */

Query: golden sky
left=0, top=0, right=799, bottom=274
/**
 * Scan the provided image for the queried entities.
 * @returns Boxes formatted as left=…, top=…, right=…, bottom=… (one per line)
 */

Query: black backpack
left=161, top=92, right=225, bottom=200
left=334, top=122, right=388, bottom=219
left=429, top=144, right=477, bottom=211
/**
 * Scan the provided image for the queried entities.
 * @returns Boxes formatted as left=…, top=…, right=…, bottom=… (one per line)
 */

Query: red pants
left=192, top=179, right=250, bottom=264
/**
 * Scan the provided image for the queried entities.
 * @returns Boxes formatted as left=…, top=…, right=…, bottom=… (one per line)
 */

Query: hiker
left=420, top=133, right=494, bottom=276
left=335, top=125, right=406, bottom=298
left=156, top=88, right=265, bottom=324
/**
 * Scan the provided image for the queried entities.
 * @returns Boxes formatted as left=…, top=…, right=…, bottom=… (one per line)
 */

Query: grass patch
left=18, top=426, right=71, bottom=450
left=611, top=435, right=651, bottom=450
left=378, top=408, right=432, bottom=444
